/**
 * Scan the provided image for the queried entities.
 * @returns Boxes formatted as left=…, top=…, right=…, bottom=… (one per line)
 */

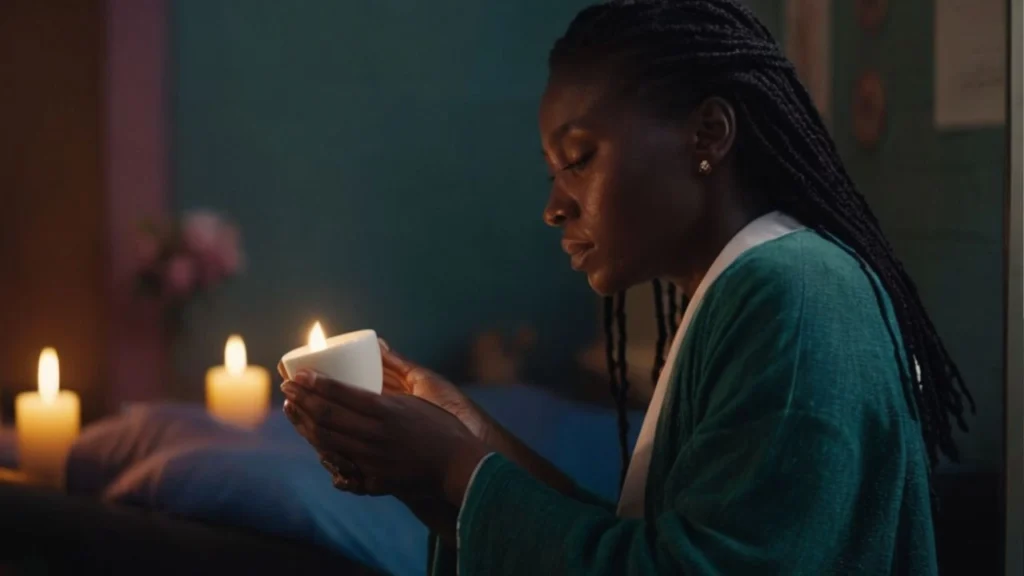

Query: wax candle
left=281, top=322, right=382, bottom=394
left=16, top=347, right=80, bottom=488
left=206, top=335, right=271, bottom=428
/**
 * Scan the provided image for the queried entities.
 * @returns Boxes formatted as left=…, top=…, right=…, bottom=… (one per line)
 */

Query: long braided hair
left=553, top=0, right=975, bottom=486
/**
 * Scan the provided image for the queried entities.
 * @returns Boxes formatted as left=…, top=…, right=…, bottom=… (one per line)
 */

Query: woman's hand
left=281, top=370, right=490, bottom=505
left=378, top=339, right=489, bottom=439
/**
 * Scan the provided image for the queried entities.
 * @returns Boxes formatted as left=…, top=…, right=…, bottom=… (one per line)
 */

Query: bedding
left=67, top=385, right=642, bottom=576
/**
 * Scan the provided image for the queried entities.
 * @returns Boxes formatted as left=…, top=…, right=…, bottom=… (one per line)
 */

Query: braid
left=666, top=281, right=680, bottom=333
left=614, top=291, right=631, bottom=487
left=604, top=295, right=632, bottom=488
left=603, top=295, right=618, bottom=406
left=555, top=0, right=974, bottom=471
left=652, top=279, right=669, bottom=382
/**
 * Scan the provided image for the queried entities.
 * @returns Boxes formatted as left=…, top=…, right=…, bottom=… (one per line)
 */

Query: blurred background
left=0, top=0, right=1011, bottom=573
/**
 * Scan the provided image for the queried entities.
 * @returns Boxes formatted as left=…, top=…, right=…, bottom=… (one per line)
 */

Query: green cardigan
left=432, top=230, right=938, bottom=575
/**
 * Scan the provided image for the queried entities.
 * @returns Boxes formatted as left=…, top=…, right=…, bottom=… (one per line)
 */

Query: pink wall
left=105, top=0, right=169, bottom=408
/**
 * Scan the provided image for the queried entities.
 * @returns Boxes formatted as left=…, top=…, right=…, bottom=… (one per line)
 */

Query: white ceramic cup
left=280, top=329, right=383, bottom=394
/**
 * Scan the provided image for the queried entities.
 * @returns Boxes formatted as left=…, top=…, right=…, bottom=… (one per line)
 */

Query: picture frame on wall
left=784, top=0, right=831, bottom=123
left=855, top=0, right=888, bottom=33
left=852, top=70, right=886, bottom=149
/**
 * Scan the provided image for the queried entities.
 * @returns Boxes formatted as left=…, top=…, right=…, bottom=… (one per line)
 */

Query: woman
left=280, top=1, right=974, bottom=573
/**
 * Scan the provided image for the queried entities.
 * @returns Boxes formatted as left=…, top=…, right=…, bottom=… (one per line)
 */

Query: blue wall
left=171, top=1, right=598, bottom=398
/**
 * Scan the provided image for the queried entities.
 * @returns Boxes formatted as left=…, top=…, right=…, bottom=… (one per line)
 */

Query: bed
left=0, top=385, right=641, bottom=575
left=0, top=385, right=998, bottom=575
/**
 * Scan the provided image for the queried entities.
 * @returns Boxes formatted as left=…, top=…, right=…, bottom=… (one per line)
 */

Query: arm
left=380, top=343, right=611, bottom=508
left=449, top=263, right=883, bottom=575
left=472, top=403, right=611, bottom=508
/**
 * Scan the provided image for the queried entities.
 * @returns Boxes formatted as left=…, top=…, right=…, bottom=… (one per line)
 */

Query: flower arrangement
left=136, top=210, right=245, bottom=305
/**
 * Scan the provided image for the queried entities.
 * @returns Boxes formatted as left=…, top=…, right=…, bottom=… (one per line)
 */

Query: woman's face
left=540, top=78, right=708, bottom=295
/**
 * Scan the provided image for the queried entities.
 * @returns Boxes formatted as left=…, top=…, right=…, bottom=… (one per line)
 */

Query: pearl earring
left=698, top=160, right=713, bottom=175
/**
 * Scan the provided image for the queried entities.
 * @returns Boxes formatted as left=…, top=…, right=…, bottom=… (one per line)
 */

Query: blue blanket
left=67, top=385, right=642, bottom=576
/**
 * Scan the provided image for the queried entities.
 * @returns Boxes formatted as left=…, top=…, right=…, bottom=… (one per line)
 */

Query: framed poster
left=934, top=0, right=1006, bottom=129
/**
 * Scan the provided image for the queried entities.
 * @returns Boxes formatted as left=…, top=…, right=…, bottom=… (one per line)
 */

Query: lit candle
left=281, top=322, right=382, bottom=394
left=16, top=347, right=80, bottom=488
left=206, top=335, right=271, bottom=428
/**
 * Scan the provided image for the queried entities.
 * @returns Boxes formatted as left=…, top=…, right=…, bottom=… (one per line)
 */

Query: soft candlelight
left=281, top=322, right=382, bottom=394
left=16, top=347, right=81, bottom=488
left=206, top=335, right=271, bottom=428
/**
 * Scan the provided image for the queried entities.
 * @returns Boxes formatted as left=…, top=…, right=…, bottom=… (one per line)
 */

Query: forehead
left=539, top=78, right=618, bottom=144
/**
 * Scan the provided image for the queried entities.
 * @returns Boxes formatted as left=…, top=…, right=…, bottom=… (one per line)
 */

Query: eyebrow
left=550, top=120, right=584, bottom=141
left=541, top=119, right=587, bottom=161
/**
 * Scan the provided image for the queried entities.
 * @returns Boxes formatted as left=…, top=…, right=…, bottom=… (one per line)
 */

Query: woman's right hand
left=378, top=339, right=489, bottom=440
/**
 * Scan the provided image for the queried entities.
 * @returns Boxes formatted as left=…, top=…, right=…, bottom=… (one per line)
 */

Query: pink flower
left=216, top=223, right=244, bottom=275
left=182, top=210, right=222, bottom=256
left=181, top=210, right=244, bottom=281
left=165, top=255, right=197, bottom=297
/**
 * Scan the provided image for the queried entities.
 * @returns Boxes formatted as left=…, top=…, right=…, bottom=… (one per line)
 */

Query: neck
left=667, top=206, right=768, bottom=298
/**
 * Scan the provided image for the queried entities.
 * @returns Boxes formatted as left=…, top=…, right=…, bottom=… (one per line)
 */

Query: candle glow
left=309, top=322, right=328, bottom=352
left=225, top=334, right=247, bottom=375
left=37, top=347, right=59, bottom=404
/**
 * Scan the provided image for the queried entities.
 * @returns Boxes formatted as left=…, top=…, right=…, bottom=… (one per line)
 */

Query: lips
left=561, top=239, right=594, bottom=271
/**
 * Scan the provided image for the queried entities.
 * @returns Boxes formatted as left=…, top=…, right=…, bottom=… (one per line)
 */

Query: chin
left=585, top=268, right=630, bottom=296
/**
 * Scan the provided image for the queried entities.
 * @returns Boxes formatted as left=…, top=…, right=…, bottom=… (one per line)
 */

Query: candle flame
left=308, top=322, right=327, bottom=352
left=225, top=335, right=247, bottom=375
left=38, top=347, right=59, bottom=404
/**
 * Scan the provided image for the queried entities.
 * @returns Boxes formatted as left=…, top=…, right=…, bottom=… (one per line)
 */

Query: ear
left=691, top=97, right=737, bottom=172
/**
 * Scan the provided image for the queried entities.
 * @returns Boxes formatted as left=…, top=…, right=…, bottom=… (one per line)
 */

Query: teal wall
left=172, top=1, right=598, bottom=397
left=172, top=0, right=1002, bottom=469
left=828, top=1, right=1004, bottom=470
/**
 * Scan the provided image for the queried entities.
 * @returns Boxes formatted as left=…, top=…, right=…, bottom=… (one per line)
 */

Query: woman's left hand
left=281, top=370, right=490, bottom=505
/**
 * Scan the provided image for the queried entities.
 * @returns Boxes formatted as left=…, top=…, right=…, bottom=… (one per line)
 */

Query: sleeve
left=453, top=262, right=868, bottom=575
left=428, top=456, right=617, bottom=575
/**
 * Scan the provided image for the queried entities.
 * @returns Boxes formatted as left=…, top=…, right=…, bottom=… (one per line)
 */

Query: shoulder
left=703, top=229, right=891, bottom=325
left=685, top=231, right=912, bottom=423
left=692, top=229, right=908, bottom=383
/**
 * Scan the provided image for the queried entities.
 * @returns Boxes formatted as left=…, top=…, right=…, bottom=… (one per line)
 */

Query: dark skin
left=281, top=74, right=765, bottom=540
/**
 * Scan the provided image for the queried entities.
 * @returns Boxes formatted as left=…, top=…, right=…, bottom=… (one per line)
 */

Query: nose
left=543, top=185, right=578, bottom=228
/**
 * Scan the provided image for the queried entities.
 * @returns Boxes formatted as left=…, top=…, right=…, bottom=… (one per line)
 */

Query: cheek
left=583, top=176, right=660, bottom=286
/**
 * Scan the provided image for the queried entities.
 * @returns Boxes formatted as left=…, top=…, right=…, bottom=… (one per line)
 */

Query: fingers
left=290, top=370, right=383, bottom=416
left=283, top=398, right=366, bottom=456
left=318, top=450, right=357, bottom=477
left=380, top=340, right=416, bottom=376
left=282, top=379, right=380, bottom=434
left=382, top=367, right=410, bottom=395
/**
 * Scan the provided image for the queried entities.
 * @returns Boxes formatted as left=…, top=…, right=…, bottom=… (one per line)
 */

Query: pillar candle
left=16, top=347, right=80, bottom=488
left=206, top=335, right=271, bottom=428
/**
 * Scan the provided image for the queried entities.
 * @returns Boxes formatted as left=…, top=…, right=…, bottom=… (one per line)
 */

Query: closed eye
left=562, top=150, right=595, bottom=174
left=547, top=150, right=595, bottom=182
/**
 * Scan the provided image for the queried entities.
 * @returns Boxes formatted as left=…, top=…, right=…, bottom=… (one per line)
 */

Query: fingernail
left=280, top=382, right=297, bottom=397
left=378, top=338, right=390, bottom=351
left=294, top=370, right=313, bottom=385
left=320, top=458, right=339, bottom=475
